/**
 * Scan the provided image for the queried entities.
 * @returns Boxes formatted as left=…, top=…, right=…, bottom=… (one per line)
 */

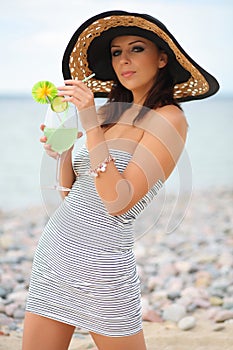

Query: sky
left=1, top=0, right=232, bottom=95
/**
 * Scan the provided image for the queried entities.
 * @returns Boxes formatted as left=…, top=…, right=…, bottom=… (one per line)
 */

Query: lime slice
left=51, top=96, right=68, bottom=113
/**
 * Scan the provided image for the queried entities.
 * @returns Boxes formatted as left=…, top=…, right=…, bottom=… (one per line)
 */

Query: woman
left=23, top=10, right=219, bottom=350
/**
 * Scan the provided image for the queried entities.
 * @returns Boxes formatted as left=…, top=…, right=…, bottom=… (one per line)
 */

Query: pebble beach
left=0, top=187, right=233, bottom=349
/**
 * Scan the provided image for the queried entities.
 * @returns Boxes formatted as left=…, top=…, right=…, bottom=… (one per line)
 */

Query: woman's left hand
left=57, top=79, right=95, bottom=111
left=58, top=79, right=99, bottom=132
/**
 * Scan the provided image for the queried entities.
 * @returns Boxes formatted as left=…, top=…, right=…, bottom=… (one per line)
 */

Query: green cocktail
left=44, top=127, right=77, bottom=153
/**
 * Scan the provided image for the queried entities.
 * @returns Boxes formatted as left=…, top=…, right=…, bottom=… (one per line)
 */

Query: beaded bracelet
left=88, top=154, right=116, bottom=177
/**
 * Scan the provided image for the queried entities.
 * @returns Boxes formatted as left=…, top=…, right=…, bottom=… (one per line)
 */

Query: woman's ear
left=158, top=52, right=168, bottom=68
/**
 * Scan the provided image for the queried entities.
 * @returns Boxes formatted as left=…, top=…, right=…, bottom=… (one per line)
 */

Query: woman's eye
left=132, top=46, right=144, bottom=52
left=111, top=50, right=121, bottom=57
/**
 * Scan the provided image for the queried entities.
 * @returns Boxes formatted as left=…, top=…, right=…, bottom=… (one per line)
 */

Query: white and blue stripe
left=26, top=144, right=162, bottom=336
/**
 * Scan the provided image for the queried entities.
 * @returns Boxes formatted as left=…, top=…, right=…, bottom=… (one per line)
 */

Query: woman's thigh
left=90, top=329, right=147, bottom=350
left=22, top=312, right=75, bottom=350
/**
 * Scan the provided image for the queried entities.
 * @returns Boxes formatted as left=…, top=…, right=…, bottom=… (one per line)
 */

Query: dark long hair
left=99, top=61, right=182, bottom=128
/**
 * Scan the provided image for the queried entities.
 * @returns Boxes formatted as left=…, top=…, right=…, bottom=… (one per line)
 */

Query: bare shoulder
left=155, top=104, right=188, bottom=138
left=156, top=105, right=187, bottom=125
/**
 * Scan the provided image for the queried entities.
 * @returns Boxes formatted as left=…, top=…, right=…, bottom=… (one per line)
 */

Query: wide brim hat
left=62, top=10, right=219, bottom=102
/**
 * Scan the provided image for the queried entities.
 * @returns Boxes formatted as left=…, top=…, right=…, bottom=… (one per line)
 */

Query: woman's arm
left=58, top=81, right=188, bottom=214
left=85, top=106, right=187, bottom=215
left=59, top=148, right=76, bottom=198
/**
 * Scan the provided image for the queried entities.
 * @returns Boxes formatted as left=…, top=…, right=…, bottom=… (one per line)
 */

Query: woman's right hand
left=40, top=124, right=59, bottom=159
left=40, top=124, right=84, bottom=159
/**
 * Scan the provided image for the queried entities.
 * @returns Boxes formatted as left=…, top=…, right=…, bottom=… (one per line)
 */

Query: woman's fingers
left=44, top=143, right=59, bottom=159
left=40, top=135, right=47, bottom=143
left=40, top=125, right=47, bottom=143
left=57, top=80, right=82, bottom=96
left=58, top=79, right=89, bottom=91
left=40, top=130, right=58, bottom=158
left=77, top=131, right=83, bottom=138
left=57, top=80, right=94, bottom=110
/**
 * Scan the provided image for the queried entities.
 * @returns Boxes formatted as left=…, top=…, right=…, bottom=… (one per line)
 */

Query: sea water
left=0, top=95, right=232, bottom=210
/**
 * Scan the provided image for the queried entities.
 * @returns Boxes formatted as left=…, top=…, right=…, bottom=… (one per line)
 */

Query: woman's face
left=110, top=35, right=168, bottom=102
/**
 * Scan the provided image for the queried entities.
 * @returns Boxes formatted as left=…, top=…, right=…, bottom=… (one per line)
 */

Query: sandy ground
left=1, top=314, right=233, bottom=350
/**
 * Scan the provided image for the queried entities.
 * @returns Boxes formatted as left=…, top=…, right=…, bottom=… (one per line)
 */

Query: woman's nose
left=119, top=51, right=130, bottom=64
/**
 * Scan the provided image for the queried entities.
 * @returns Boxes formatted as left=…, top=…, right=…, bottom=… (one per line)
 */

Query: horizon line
left=0, top=92, right=232, bottom=100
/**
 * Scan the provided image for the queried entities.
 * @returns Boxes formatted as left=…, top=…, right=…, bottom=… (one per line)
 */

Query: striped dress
left=26, top=144, right=163, bottom=337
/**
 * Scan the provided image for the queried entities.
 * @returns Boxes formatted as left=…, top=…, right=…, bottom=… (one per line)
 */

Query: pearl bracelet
left=88, top=154, right=116, bottom=177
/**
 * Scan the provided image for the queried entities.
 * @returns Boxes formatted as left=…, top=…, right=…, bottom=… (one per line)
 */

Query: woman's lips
left=121, top=71, right=135, bottom=78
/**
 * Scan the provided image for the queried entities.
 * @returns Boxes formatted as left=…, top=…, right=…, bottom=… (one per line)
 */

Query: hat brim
left=62, top=10, right=219, bottom=101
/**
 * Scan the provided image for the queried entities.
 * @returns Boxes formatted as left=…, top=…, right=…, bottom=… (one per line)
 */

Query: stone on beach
left=162, top=304, right=186, bottom=322
left=210, top=296, right=224, bottom=306
left=135, top=189, right=233, bottom=329
left=0, top=188, right=232, bottom=341
left=178, top=316, right=196, bottom=330
left=214, top=310, right=233, bottom=323
left=141, top=297, right=163, bottom=322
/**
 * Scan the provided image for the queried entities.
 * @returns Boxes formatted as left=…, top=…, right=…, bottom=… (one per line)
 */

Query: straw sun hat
left=62, top=10, right=219, bottom=102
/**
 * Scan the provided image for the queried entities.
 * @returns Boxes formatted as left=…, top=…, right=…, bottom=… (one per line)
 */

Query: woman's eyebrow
left=129, top=40, right=145, bottom=45
left=111, top=40, right=145, bottom=48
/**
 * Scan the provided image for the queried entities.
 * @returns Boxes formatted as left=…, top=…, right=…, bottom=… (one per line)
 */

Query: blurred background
left=0, top=0, right=232, bottom=210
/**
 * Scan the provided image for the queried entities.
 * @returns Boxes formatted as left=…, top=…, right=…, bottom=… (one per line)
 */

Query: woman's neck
left=132, top=89, right=149, bottom=105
